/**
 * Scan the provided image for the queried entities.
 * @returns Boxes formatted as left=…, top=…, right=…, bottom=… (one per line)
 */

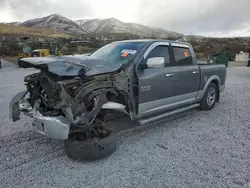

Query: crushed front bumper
left=9, top=90, right=28, bottom=122
left=9, top=91, right=70, bottom=140
left=32, top=111, right=70, bottom=140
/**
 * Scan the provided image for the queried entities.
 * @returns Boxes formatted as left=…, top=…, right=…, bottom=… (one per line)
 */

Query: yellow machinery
left=17, top=37, right=32, bottom=67
left=17, top=40, right=63, bottom=68
left=31, top=49, right=50, bottom=57
left=30, top=42, right=63, bottom=57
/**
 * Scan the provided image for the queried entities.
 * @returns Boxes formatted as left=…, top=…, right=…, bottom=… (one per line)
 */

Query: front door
left=136, top=43, right=176, bottom=117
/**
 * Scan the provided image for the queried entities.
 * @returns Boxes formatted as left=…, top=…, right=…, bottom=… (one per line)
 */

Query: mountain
left=5, top=14, right=183, bottom=38
left=75, top=18, right=183, bottom=38
left=22, top=14, right=88, bottom=35
left=0, top=24, right=71, bottom=38
left=5, top=22, right=22, bottom=26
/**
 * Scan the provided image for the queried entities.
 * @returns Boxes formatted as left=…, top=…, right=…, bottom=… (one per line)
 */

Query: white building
left=235, top=51, right=249, bottom=62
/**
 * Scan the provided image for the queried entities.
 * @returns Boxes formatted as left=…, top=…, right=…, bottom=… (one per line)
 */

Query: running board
left=139, top=103, right=200, bottom=125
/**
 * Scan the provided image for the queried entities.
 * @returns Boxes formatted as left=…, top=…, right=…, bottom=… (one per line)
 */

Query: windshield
left=90, top=42, right=146, bottom=65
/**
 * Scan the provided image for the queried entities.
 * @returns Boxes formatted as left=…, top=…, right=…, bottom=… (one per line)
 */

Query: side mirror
left=146, top=57, right=165, bottom=68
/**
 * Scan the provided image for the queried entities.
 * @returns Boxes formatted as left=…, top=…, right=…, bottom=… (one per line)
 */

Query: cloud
left=134, top=0, right=250, bottom=36
left=0, top=0, right=94, bottom=21
left=0, top=0, right=250, bottom=37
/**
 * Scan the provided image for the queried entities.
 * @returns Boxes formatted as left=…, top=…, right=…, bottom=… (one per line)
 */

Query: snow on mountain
left=76, top=17, right=183, bottom=38
left=75, top=18, right=103, bottom=33
left=8, top=14, right=183, bottom=38
left=22, top=14, right=88, bottom=35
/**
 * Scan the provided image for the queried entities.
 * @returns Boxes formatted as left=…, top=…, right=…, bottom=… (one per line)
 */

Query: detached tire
left=200, top=82, right=218, bottom=111
left=64, top=132, right=116, bottom=161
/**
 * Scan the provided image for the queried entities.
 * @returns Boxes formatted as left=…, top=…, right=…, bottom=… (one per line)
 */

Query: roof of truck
left=113, top=39, right=191, bottom=46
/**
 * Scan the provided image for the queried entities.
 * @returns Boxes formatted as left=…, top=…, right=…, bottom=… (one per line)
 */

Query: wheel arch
left=211, top=79, right=220, bottom=102
left=198, top=75, right=221, bottom=102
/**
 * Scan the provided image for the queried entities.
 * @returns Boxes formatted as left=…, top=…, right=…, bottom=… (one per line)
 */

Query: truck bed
left=199, top=64, right=226, bottom=91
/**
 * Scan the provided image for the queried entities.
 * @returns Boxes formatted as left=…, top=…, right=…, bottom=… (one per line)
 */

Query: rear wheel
left=200, top=82, right=218, bottom=110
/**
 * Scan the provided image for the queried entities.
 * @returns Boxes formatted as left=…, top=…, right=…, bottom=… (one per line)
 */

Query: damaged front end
left=10, top=57, right=133, bottom=140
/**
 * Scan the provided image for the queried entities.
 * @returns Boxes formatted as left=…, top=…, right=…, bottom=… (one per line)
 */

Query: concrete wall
left=229, top=61, right=247, bottom=66
left=235, top=53, right=249, bottom=62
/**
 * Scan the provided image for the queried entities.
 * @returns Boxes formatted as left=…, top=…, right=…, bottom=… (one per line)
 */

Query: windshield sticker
left=184, top=51, right=189, bottom=57
left=121, top=49, right=137, bottom=55
left=121, top=52, right=129, bottom=57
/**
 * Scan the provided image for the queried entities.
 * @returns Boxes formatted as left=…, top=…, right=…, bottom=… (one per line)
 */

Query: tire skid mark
left=0, top=131, right=41, bottom=146
left=0, top=130, right=64, bottom=172
left=0, top=149, right=64, bottom=173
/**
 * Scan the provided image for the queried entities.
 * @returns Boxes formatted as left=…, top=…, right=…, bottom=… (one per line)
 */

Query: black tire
left=200, top=82, right=218, bottom=111
left=64, top=132, right=116, bottom=161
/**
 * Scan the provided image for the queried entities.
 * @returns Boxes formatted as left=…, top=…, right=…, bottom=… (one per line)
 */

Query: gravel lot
left=0, top=60, right=250, bottom=188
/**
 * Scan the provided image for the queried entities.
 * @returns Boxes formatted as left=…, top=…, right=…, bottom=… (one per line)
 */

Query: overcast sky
left=0, top=0, right=250, bottom=37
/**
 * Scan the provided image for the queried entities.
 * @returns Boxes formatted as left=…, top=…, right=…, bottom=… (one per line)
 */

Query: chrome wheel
left=207, top=87, right=216, bottom=107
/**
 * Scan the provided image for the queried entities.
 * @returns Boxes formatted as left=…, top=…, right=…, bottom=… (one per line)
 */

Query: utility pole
left=245, top=36, right=249, bottom=53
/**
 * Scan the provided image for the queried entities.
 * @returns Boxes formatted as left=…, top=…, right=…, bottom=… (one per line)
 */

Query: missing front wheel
left=65, top=121, right=116, bottom=161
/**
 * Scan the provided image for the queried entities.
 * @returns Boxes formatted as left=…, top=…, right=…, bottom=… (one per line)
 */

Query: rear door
left=136, top=42, right=177, bottom=116
left=166, top=43, right=201, bottom=105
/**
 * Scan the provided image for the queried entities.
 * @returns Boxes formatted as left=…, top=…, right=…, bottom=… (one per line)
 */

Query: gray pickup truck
left=10, top=39, right=227, bottom=161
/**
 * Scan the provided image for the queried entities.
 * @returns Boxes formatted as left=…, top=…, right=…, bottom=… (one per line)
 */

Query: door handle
left=192, top=71, right=199, bottom=74
left=166, top=73, right=174, bottom=77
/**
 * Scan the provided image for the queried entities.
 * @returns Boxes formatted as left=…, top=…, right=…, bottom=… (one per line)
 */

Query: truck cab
left=134, top=41, right=201, bottom=118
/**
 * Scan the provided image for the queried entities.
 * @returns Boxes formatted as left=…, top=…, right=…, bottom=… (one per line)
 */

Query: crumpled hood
left=20, top=55, right=122, bottom=77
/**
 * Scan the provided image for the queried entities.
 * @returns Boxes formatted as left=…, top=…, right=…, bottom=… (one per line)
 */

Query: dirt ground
left=0, top=60, right=250, bottom=188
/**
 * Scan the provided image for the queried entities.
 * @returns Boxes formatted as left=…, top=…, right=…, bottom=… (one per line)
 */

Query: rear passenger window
left=173, top=47, right=193, bottom=66
left=146, top=45, right=170, bottom=66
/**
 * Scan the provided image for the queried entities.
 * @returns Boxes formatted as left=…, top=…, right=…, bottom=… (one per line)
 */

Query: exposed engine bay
left=9, top=53, right=140, bottom=140
left=22, top=69, right=133, bottom=127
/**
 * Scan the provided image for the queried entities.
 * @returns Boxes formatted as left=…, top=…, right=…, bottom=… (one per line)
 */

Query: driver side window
left=146, top=45, right=170, bottom=66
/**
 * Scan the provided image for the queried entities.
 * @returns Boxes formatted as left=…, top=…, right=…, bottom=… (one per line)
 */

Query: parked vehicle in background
left=9, top=39, right=227, bottom=161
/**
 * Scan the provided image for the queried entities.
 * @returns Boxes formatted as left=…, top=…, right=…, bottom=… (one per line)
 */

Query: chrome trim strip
left=171, top=43, right=190, bottom=48
left=102, top=102, right=128, bottom=114
left=139, top=103, right=200, bottom=125
left=139, top=92, right=198, bottom=116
